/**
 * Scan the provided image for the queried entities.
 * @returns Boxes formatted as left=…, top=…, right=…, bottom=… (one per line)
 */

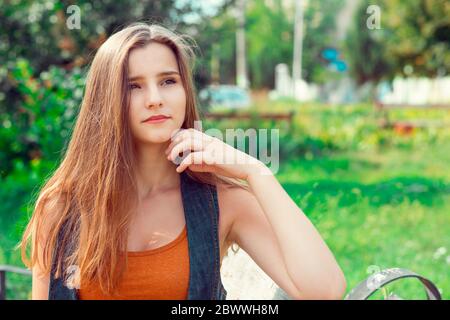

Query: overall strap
left=48, top=219, right=78, bottom=300
left=180, top=172, right=226, bottom=300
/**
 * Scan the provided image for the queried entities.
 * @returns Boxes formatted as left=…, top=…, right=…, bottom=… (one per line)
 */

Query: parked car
left=198, top=85, right=251, bottom=110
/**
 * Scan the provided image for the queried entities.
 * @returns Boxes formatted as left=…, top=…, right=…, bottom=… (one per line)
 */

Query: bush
left=1, top=59, right=85, bottom=179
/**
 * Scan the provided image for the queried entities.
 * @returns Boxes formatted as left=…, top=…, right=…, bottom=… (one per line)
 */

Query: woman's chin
left=138, top=134, right=172, bottom=145
left=133, top=126, right=181, bottom=145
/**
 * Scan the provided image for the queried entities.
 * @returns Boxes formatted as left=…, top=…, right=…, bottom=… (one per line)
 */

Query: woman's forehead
left=128, top=42, right=179, bottom=78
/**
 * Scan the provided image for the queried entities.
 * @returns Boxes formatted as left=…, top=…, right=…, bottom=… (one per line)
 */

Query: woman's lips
left=143, top=116, right=170, bottom=124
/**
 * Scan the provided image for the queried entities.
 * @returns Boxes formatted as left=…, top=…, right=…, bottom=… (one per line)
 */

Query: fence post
left=0, top=265, right=32, bottom=300
left=0, top=270, right=6, bottom=300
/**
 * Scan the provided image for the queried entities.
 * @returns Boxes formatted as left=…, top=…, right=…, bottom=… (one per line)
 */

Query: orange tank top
left=77, top=225, right=189, bottom=300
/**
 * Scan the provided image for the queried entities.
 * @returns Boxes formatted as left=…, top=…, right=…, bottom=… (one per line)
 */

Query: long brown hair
left=19, top=22, right=245, bottom=296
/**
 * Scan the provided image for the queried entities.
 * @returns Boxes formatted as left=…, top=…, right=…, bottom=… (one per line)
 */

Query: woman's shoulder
left=37, top=196, right=65, bottom=237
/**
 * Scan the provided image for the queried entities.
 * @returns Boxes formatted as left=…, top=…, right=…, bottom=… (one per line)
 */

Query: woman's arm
left=32, top=266, right=50, bottom=300
left=30, top=197, right=63, bottom=300
left=235, top=166, right=347, bottom=299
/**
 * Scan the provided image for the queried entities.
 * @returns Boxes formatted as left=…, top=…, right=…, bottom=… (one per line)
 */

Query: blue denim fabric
left=48, top=171, right=227, bottom=300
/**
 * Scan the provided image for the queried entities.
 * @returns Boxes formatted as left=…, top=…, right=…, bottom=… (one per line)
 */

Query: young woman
left=19, top=23, right=346, bottom=300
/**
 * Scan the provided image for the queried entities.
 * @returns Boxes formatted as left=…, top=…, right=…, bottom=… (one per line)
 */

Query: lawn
left=271, top=102, right=450, bottom=299
left=277, top=147, right=450, bottom=299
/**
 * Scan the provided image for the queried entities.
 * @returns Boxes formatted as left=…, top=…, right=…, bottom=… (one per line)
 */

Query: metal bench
left=272, top=267, right=442, bottom=300
left=0, top=265, right=32, bottom=300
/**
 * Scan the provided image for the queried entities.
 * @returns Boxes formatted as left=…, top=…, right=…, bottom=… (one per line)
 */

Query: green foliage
left=379, top=0, right=450, bottom=77
left=0, top=57, right=89, bottom=299
left=193, top=0, right=345, bottom=88
left=1, top=59, right=85, bottom=178
left=0, top=0, right=197, bottom=73
left=0, top=62, right=83, bottom=300
left=345, top=0, right=450, bottom=84
left=193, top=6, right=237, bottom=88
left=345, top=0, right=392, bottom=85
left=0, top=58, right=85, bottom=280
left=301, top=0, right=344, bottom=83
left=246, top=0, right=294, bottom=88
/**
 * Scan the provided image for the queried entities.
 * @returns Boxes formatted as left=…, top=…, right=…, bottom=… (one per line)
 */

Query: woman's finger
left=176, top=150, right=216, bottom=173
left=168, top=137, right=205, bottom=164
left=176, top=151, right=207, bottom=173
left=166, top=129, right=213, bottom=154
left=166, top=129, right=189, bottom=153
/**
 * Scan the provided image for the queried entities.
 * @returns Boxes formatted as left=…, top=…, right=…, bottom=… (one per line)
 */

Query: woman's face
left=127, top=42, right=186, bottom=145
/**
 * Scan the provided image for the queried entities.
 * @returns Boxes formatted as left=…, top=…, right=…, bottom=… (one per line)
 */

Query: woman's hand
left=165, top=128, right=269, bottom=180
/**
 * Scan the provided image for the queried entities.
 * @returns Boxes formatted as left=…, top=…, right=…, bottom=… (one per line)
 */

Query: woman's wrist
left=244, top=160, right=273, bottom=182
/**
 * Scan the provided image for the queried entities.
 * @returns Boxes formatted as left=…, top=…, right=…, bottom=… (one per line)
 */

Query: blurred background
left=0, top=0, right=449, bottom=300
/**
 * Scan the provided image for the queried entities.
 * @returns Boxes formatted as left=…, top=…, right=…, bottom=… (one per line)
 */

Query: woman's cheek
left=129, top=94, right=140, bottom=110
left=159, top=89, right=184, bottom=120
left=128, top=100, right=141, bottom=133
left=173, top=87, right=187, bottom=113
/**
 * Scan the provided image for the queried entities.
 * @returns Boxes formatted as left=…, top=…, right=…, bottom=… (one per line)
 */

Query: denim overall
left=48, top=171, right=227, bottom=300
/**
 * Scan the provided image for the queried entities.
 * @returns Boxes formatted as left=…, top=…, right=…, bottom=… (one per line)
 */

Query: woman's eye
left=162, top=78, right=177, bottom=86
left=129, top=83, right=141, bottom=90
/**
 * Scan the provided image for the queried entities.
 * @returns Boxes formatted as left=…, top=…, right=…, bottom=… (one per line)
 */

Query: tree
left=301, top=0, right=344, bottom=84
left=245, top=0, right=294, bottom=88
left=380, top=0, right=450, bottom=77
left=345, top=0, right=450, bottom=85
left=345, top=0, right=391, bottom=85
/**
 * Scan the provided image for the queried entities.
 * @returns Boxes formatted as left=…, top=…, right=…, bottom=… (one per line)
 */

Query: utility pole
left=292, top=0, right=304, bottom=98
left=236, top=0, right=249, bottom=89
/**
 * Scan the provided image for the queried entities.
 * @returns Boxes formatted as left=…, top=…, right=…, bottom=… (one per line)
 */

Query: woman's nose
left=145, top=84, right=163, bottom=108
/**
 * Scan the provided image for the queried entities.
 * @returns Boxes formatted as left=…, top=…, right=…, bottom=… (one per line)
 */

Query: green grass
left=250, top=102, right=450, bottom=299
left=277, top=144, right=450, bottom=300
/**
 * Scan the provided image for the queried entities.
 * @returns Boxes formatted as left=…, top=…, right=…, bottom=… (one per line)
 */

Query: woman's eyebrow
left=158, top=70, right=180, bottom=77
left=128, top=70, right=180, bottom=81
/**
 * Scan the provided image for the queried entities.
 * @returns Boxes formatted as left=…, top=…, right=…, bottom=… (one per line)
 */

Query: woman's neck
left=134, top=142, right=180, bottom=201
